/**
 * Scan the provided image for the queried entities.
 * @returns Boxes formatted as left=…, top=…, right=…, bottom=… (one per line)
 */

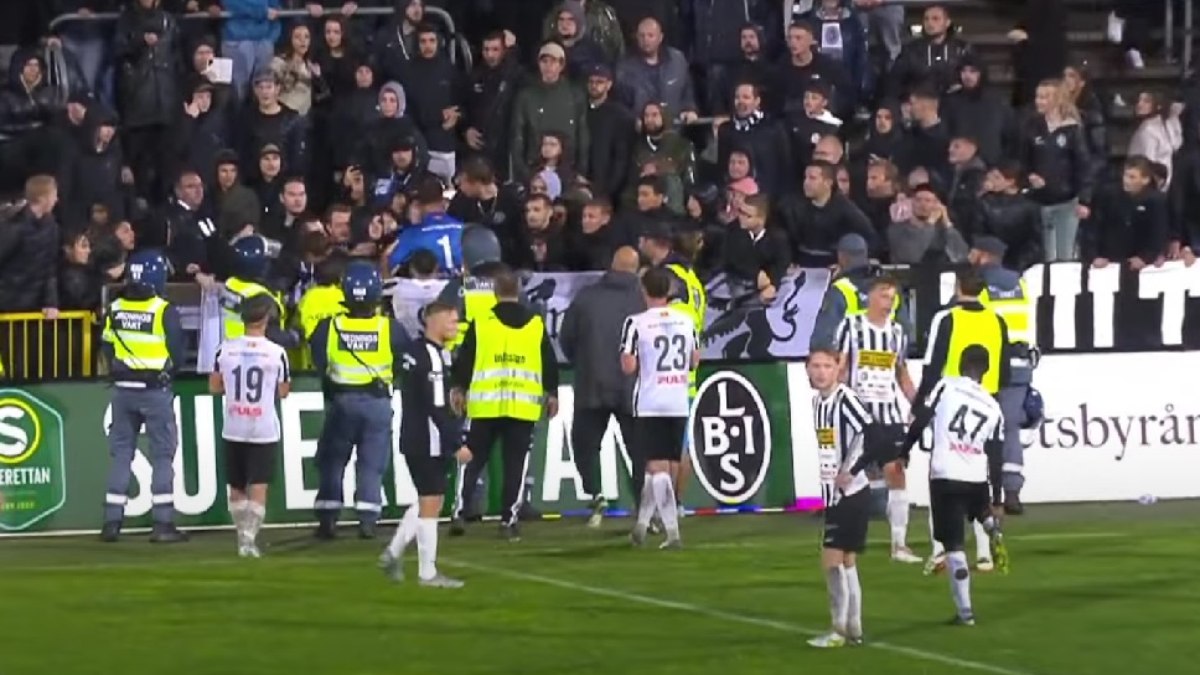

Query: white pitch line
left=691, top=531, right=1124, bottom=550
left=445, top=559, right=1035, bottom=675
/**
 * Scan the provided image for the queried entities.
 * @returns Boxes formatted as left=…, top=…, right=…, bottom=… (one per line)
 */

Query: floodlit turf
left=1, top=501, right=1197, bottom=675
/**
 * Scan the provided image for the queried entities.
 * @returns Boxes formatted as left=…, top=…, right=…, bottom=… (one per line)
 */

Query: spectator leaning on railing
left=0, top=176, right=61, bottom=317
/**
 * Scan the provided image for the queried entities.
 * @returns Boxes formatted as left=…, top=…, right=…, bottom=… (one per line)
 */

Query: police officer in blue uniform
left=221, top=235, right=299, bottom=348
left=310, top=261, right=410, bottom=539
left=969, top=236, right=1037, bottom=514
left=100, top=249, right=188, bottom=543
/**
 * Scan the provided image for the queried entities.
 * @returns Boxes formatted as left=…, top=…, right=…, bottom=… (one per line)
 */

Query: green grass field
left=2, top=501, right=1196, bottom=675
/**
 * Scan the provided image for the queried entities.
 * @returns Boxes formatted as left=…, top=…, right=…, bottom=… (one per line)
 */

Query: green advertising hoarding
left=0, top=364, right=798, bottom=535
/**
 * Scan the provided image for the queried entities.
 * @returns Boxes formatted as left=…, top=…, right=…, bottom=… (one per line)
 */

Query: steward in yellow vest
left=969, top=236, right=1036, bottom=514
left=308, top=261, right=409, bottom=539
left=811, top=234, right=912, bottom=351
left=435, top=224, right=506, bottom=350
left=220, top=235, right=297, bottom=349
left=448, top=266, right=559, bottom=540
left=99, top=249, right=188, bottom=543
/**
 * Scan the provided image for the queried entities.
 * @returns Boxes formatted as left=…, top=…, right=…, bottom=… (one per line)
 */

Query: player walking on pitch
left=807, top=347, right=877, bottom=648
left=835, top=276, right=920, bottom=564
left=380, top=302, right=471, bottom=587
left=209, top=295, right=292, bottom=557
left=903, top=345, right=1010, bottom=625
left=622, top=268, right=700, bottom=549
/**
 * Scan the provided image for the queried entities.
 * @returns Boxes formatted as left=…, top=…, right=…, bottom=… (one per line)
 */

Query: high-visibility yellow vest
left=667, top=262, right=706, bottom=398
left=979, top=278, right=1032, bottom=346
left=466, top=312, right=545, bottom=421
left=298, top=284, right=346, bottom=340
left=834, top=277, right=899, bottom=319
left=221, top=277, right=285, bottom=341
left=942, top=306, right=1006, bottom=394
left=103, top=297, right=171, bottom=370
left=451, top=284, right=498, bottom=350
left=325, top=314, right=394, bottom=385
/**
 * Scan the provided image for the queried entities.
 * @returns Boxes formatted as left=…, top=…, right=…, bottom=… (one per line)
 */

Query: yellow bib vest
left=942, top=306, right=1005, bottom=394
left=667, top=263, right=706, bottom=398
left=221, top=277, right=285, bottom=341
left=467, top=312, right=545, bottom=421
left=452, top=286, right=498, bottom=350
left=103, top=297, right=170, bottom=370
left=979, top=278, right=1032, bottom=346
left=325, top=315, right=394, bottom=386
left=834, top=277, right=899, bottom=318
left=299, top=285, right=347, bottom=340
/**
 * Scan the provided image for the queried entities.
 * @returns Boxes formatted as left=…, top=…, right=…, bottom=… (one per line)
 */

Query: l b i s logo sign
left=688, top=371, right=772, bottom=504
left=0, top=390, right=67, bottom=531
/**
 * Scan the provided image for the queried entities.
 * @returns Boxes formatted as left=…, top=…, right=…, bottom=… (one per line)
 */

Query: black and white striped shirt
left=813, top=384, right=873, bottom=508
left=836, top=314, right=908, bottom=425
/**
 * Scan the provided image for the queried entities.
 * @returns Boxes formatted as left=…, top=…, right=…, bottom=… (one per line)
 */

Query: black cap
left=259, top=143, right=282, bottom=158
left=588, top=63, right=614, bottom=80
left=641, top=219, right=674, bottom=242
left=971, top=235, right=1008, bottom=257
left=215, top=149, right=240, bottom=167
left=391, top=135, right=417, bottom=152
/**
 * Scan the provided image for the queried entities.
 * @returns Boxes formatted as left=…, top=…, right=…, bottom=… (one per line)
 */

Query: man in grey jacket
left=616, top=17, right=698, bottom=124
left=560, top=246, right=646, bottom=526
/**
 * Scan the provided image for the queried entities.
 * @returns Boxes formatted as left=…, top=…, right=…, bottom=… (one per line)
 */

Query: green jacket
left=510, top=78, right=590, bottom=183
left=623, top=130, right=695, bottom=213
left=542, top=0, right=625, bottom=62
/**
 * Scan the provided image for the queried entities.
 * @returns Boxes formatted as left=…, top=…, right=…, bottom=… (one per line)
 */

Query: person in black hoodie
left=583, top=63, right=631, bottom=202
left=974, top=160, right=1042, bottom=270
left=331, top=63, right=384, bottom=170
left=776, top=21, right=854, bottom=121
left=1083, top=156, right=1169, bottom=269
left=776, top=160, right=876, bottom=266
left=943, top=55, right=1016, bottom=166
left=402, top=23, right=465, bottom=184
left=448, top=156, right=526, bottom=263
left=463, top=32, right=525, bottom=183
left=237, top=68, right=308, bottom=182
left=722, top=192, right=790, bottom=303
left=354, top=80, right=428, bottom=178
left=857, top=101, right=907, bottom=166
left=717, top=82, right=792, bottom=199
left=712, top=23, right=775, bottom=118
left=563, top=197, right=620, bottom=271
left=1021, top=78, right=1093, bottom=262
left=58, top=229, right=104, bottom=311
left=173, top=79, right=230, bottom=184
left=783, top=79, right=841, bottom=186
left=67, top=105, right=128, bottom=229
left=1008, top=0, right=1068, bottom=107
left=944, top=135, right=987, bottom=234
left=552, top=1, right=609, bottom=83
left=898, top=85, right=951, bottom=183
left=886, top=3, right=972, bottom=99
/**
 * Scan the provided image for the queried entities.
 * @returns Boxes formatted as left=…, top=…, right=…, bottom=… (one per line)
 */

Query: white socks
left=387, top=506, right=420, bottom=557
left=947, top=550, right=971, bottom=617
left=229, top=499, right=250, bottom=544
left=928, top=509, right=945, bottom=557
left=973, top=520, right=991, bottom=561
left=636, top=473, right=657, bottom=529
left=887, top=489, right=909, bottom=549
left=245, top=502, right=265, bottom=542
left=825, top=565, right=848, bottom=634
left=844, top=565, right=863, bottom=637
left=652, top=473, right=680, bottom=538
left=416, top=518, right=439, bottom=580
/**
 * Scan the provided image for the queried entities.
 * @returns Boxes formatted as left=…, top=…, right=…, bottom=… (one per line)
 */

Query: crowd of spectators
left=0, top=0, right=1194, bottom=323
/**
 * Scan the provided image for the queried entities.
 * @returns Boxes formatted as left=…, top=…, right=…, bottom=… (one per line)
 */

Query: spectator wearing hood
left=355, top=80, right=428, bottom=177
left=712, top=24, right=775, bottom=117
left=584, top=63, right=632, bottom=203
left=212, top=150, right=261, bottom=235
left=188, top=37, right=235, bottom=116
left=67, top=104, right=127, bottom=227
left=221, top=0, right=281, bottom=101
left=785, top=79, right=842, bottom=180
left=857, top=101, right=907, bottom=165
left=236, top=67, right=308, bottom=181
left=550, top=2, right=609, bottom=83
left=776, top=21, right=854, bottom=121
left=886, top=3, right=972, bottom=99
left=686, top=0, right=778, bottom=115
left=511, top=41, right=589, bottom=184
left=800, top=0, right=871, bottom=105
left=974, top=160, right=1043, bottom=270
left=0, top=51, right=67, bottom=195
left=615, top=17, right=698, bottom=123
left=944, top=55, right=1017, bottom=166
left=331, top=63, right=384, bottom=168
left=374, top=0, right=425, bottom=85
left=542, top=0, right=625, bottom=63
left=402, top=22, right=465, bottom=184
left=718, top=82, right=792, bottom=199
left=624, top=102, right=694, bottom=214
left=463, top=31, right=525, bottom=182
left=370, top=134, right=430, bottom=208
left=173, top=79, right=230, bottom=184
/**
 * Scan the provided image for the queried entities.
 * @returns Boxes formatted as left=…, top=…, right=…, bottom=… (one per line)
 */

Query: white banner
left=701, top=269, right=831, bottom=360
left=787, top=352, right=1200, bottom=505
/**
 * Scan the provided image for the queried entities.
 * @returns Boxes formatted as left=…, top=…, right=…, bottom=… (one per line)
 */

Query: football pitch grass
left=2, top=501, right=1196, bottom=675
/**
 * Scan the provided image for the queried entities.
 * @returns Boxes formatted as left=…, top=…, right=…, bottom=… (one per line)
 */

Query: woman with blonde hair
left=1020, top=78, right=1095, bottom=262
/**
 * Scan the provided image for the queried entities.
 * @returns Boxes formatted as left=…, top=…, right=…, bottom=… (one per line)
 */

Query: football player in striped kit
left=835, top=276, right=920, bottom=563
left=807, top=347, right=876, bottom=648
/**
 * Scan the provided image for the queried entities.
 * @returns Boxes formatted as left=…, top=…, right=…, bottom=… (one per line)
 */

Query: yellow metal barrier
left=0, top=311, right=97, bottom=381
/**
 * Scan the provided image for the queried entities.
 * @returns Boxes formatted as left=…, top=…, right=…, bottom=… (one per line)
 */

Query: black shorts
left=865, top=423, right=908, bottom=466
left=636, top=416, right=689, bottom=462
left=223, top=439, right=277, bottom=489
left=405, top=451, right=453, bottom=497
left=823, top=487, right=871, bottom=553
left=929, top=479, right=991, bottom=551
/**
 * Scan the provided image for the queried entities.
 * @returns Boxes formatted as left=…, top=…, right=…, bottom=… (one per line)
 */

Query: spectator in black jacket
left=0, top=176, right=60, bottom=314
left=58, top=228, right=103, bottom=311
left=114, top=0, right=181, bottom=200
left=173, top=80, right=230, bottom=185
left=553, top=1, right=608, bottom=82
left=1062, top=63, right=1109, bottom=173
left=68, top=105, right=126, bottom=227
left=711, top=24, right=775, bottom=117
left=858, top=101, right=907, bottom=165
left=898, top=85, right=950, bottom=182
left=463, top=33, right=524, bottom=182
left=373, top=0, right=424, bottom=85
left=403, top=23, right=465, bottom=183
left=1021, top=78, right=1093, bottom=262
left=237, top=68, right=308, bottom=182
left=355, top=81, right=428, bottom=177
left=584, top=63, right=632, bottom=203
left=0, top=51, right=68, bottom=195
left=857, top=158, right=905, bottom=256
left=563, top=197, right=620, bottom=271
left=717, top=82, right=792, bottom=199
left=784, top=80, right=841, bottom=183
left=1083, top=156, right=1170, bottom=270
left=448, top=156, right=527, bottom=264
left=943, top=55, right=1016, bottom=166
left=777, top=160, right=876, bottom=266
left=1169, top=125, right=1200, bottom=264
left=886, top=3, right=972, bottom=99
left=776, top=21, right=854, bottom=120
left=975, top=160, right=1043, bottom=270
left=260, top=175, right=308, bottom=246
left=944, top=135, right=987, bottom=232
left=723, top=192, right=789, bottom=304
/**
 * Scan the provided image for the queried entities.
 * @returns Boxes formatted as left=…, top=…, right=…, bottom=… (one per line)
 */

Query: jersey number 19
left=231, top=365, right=265, bottom=403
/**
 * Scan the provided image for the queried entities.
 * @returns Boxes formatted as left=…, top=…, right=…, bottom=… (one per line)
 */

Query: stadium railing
left=0, top=310, right=96, bottom=381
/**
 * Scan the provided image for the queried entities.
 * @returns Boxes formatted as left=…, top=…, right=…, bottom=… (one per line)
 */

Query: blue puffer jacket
left=222, top=0, right=281, bottom=44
